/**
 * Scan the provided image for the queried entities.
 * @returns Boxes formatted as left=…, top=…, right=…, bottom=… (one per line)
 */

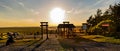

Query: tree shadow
left=19, top=39, right=42, bottom=51
left=0, top=45, right=5, bottom=48
left=58, top=36, right=107, bottom=51
left=31, top=39, right=47, bottom=51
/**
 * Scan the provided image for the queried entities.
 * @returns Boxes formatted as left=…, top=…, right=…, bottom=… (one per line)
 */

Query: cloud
left=93, top=0, right=116, bottom=12
left=66, top=8, right=74, bottom=13
left=30, top=9, right=40, bottom=15
left=92, top=0, right=115, bottom=8
left=18, top=2, right=25, bottom=7
left=13, top=0, right=26, bottom=8
left=68, top=0, right=117, bottom=15
left=14, top=0, right=40, bottom=16
left=65, top=0, right=118, bottom=23
left=92, top=0, right=105, bottom=7
left=0, top=4, right=13, bottom=11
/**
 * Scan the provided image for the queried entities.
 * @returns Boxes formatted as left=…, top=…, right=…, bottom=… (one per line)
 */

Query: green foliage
left=87, top=2, right=120, bottom=38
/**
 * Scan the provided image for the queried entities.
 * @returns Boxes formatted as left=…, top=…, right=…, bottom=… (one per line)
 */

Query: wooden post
left=40, top=22, right=48, bottom=39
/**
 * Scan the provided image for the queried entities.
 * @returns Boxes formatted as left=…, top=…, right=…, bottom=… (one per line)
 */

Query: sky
left=0, top=0, right=120, bottom=27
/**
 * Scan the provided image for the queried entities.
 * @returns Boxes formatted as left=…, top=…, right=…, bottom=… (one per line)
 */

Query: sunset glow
left=50, top=8, right=65, bottom=24
left=0, top=0, right=119, bottom=27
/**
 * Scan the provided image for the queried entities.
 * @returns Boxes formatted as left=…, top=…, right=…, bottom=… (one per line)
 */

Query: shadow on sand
left=58, top=36, right=107, bottom=51
left=31, top=39, right=47, bottom=51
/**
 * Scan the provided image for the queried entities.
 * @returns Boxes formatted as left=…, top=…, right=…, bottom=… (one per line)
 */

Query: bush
left=114, top=32, right=120, bottom=39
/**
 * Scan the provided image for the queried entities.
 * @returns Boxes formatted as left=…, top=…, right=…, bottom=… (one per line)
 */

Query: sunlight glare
left=50, top=8, right=65, bottom=24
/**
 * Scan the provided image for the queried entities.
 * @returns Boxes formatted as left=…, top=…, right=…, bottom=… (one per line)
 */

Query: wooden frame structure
left=40, top=22, right=48, bottom=39
left=57, top=22, right=75, bottom=38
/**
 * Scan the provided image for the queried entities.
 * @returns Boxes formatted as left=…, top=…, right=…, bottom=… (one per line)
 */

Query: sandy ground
left=0, top=34, right=63, bottom=51
left=0, top=34, right=120, bottom=51
left=58, top=33, right=120, bottom=51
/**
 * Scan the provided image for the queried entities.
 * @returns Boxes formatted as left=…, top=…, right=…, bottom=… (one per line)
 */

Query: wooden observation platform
left=57, top=21, right=75, bottom=38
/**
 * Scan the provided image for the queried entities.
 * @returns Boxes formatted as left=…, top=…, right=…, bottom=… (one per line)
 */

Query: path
left=1, top=34, right=120, bottom=51
left=59, top=33, right=120, bottom=51
left=0, top=34, right=64, bottom=51
left=34, top=34, right=64, bottom=51
left=59, top=39, right=120, bottom=51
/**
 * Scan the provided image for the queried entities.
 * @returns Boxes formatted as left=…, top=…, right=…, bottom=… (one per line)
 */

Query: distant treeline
left=87, top=2, right=120, bottom=38
left=0, top=27, right=40, bottom=34
left=0, top=27, right=57, bottom=35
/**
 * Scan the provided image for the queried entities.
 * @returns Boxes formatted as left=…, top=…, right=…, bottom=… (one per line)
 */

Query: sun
left=50, top=8, right=65, bottom=24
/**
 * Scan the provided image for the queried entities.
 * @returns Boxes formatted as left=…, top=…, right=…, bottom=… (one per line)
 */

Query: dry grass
left=0, top=38, right=40, bottom=46
left=81, top=35, right=120, bottom=44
